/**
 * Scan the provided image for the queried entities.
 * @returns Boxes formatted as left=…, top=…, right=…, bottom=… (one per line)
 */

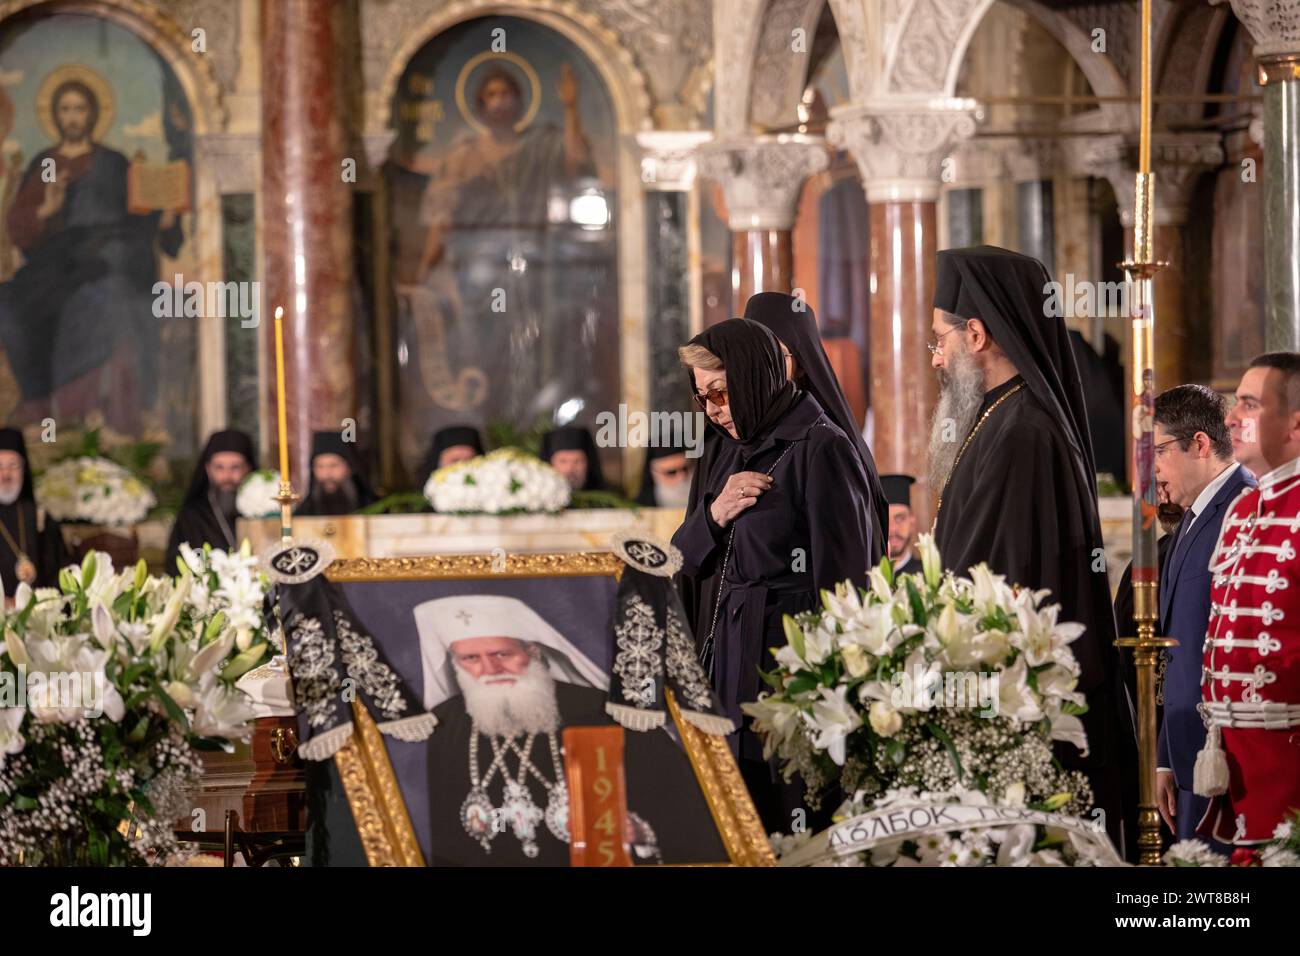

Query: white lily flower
left=996, top=656, right=1043, bottom=724
left=192, top=673, right=256, bottom=739
left=802, top=685, right=863, bottom=765
left=917, top=532, right=942, bottom=589
left=1045, top=699, right=1090, bottom=755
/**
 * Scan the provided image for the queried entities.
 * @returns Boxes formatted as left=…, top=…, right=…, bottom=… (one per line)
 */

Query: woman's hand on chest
left=709, top=470, right=774, bottom=528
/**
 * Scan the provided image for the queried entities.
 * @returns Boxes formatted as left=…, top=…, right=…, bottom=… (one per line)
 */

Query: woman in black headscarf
left=671, top=318, right=874, bottom=833
left=681, top=293, right=887, bottom=650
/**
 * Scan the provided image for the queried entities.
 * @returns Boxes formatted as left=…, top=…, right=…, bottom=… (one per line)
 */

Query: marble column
left=1085, top=135, right=1224, bottom=389
left=829, top=103, right=979, bottom=523
left=1230, top=0, right=1300, bottom=350
left=261, top=0, right=355, bottom=491
left=697, top=136, right=829, bottom=307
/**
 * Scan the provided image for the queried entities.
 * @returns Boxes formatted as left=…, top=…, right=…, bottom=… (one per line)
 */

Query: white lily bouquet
left=0, top=544, right=273, bottom=866
left=236, top=469, right=283, bottom=519
left=425, top=447, right=571, bottom=515
left=35, top=456, right=157, bottom=526
left=745, top=535, right=1101, bottom=864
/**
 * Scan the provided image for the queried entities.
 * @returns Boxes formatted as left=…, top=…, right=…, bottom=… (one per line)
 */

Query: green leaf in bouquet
left=880, top=555, right=895, bottom=588
left=89, top=828, right=108, bottom=866
left=1060, top=700, right=1089, bottom=716
left=783, top=672, right=820, bottom=697
left=147, top=676, right=190, bottom=731
left=926, top=719, right=966, bottom=783
left=758, top=666, right=785, bottom=691
left=885, top=737, right=907, bottom=766
left=782, top=614, right=806, bottom=662
left=111, top=590, right=134, bottom=619
left=203, top=610, right=228, bottom=643
left=191, top=736, right=236, bottom=753
left=13, top=794, right=37, bottom=810
left=80, top=550, right=97, bottom=588
left=903, top=576, right=927, bottom=626
left=356, top=492, right=429, bottom=515
left=220, top=642, right=268, bottom=680
left=125, top=715, right=150, bottom=743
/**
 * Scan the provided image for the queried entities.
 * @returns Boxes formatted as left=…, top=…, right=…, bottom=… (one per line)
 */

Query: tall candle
left=274, top=306, right=290, bottom=481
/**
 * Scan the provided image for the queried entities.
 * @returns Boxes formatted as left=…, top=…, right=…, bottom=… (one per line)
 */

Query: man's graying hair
left=1154, top=384, right=1232, bottom=460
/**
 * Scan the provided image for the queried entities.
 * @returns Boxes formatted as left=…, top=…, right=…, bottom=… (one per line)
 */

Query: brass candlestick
left=1115, top=0, right=1176, bottom=867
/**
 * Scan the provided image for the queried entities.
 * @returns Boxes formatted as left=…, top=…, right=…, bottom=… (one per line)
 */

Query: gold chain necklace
left=934, top=382, right=1025, bottom=521
left=0, top=505, right=35, bottom=585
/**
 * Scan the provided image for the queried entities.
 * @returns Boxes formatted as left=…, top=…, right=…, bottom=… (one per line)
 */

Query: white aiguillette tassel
left=1193, top=724, right=1230, bottom=796
left=605, top=702, right=666, bottom=732
left=378, top=713, right=437, bottom=741
left=298, top=721, right=355, bottom=761
left=680, top=709, right=736, bottom=736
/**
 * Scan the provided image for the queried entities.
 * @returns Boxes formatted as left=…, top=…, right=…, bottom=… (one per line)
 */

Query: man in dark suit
left=1153, top=385, right=1256, bottom=846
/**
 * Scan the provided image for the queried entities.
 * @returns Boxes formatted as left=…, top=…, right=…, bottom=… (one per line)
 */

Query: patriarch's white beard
left=927, top=348, right=986, bottom=493
left=456, top=656, right=559, bottom=738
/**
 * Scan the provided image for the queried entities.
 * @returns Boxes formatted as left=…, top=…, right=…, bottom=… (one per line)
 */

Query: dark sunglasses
left=692, top=387, right=729, bottom=409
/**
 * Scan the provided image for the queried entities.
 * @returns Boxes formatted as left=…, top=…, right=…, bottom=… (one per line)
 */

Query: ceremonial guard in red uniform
left=1198, top=454, right=1300, bottom=843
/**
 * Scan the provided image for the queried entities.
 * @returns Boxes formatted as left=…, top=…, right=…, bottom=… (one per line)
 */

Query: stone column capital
left=1227, top=0, right=1300, bottom=63
left=1081, top=133, right=1225, bottom=227
left=826, top=98, right=982, bottom=203
left=696, top=134, right=829, bottom=230
left=633, top=130, right=714, bottom=192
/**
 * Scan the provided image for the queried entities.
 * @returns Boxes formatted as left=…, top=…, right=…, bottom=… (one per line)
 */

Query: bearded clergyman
left=0, top=427, right=68, bottom=599
left=926, top=245, right=1135, bottom=855
left=415, top=595, right=725, bottom=866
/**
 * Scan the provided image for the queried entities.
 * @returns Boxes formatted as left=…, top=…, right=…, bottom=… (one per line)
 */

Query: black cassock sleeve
left=805, top=434, right=873, bottom=593
left=36, top=515, right=69, bottom=588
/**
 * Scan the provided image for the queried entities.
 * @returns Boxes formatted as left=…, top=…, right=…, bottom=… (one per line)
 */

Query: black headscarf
left=0, top=428, right=34, bottom=501
left=740, top=292, right=888, bottom=554
left=182, top=430, right=256, bottom=506
left=298, top=431, right=377, bottom=514
left=540, top=426, right=606, bottom=491
left=934, top=245, right=1097, bottom=484
left=416, top=425, right=485, bottom=489
left=634, top=444, right=690, bottom=507
left=683, top=318, right=800, bottom=451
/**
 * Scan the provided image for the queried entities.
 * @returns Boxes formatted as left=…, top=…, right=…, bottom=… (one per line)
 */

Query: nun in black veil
left=671, top=318, right=874, bottom=832
left=680, top=292, right=887, bottom=649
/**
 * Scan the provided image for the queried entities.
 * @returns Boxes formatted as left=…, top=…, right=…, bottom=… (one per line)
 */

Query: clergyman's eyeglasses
left=926, top=324, right=967, bottom=356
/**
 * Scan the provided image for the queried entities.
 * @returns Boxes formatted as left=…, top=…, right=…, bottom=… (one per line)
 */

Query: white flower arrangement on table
left=34, top=456, right=157, bottom=526
left=743, top=533, right=1094, bottom=818
left=774, top=785, right=1118, bottom=867
left=236, top=469, right=283, bottom=519
left=425, top=447, right=571, bottom=515
left=1164, top=811, right=1300, bottom=867
left=0, top=543, right=273, bottom=866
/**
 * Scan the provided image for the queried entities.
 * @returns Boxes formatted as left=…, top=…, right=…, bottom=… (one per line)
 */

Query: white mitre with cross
left=414, top=594, right=608, bottom=710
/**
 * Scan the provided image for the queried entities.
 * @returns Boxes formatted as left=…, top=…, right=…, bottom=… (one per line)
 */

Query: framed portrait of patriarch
left=273, top=545, right=773, bottom=867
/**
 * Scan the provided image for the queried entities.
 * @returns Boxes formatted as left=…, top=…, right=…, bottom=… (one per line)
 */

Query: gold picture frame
left=323, top=551, right=775, bottom=867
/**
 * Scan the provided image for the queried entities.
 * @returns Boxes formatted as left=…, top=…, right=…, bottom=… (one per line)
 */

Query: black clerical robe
left=164, top=496, right=236, bottom=572
left=426, top=681, right=725, bottom=866
left=0, top=500, right=68, bottom=597
left=935, top=375, right=1127, bottom=845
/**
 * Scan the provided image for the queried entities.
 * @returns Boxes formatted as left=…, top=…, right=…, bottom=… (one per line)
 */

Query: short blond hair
left=678, top=343, right=722, bottom=370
